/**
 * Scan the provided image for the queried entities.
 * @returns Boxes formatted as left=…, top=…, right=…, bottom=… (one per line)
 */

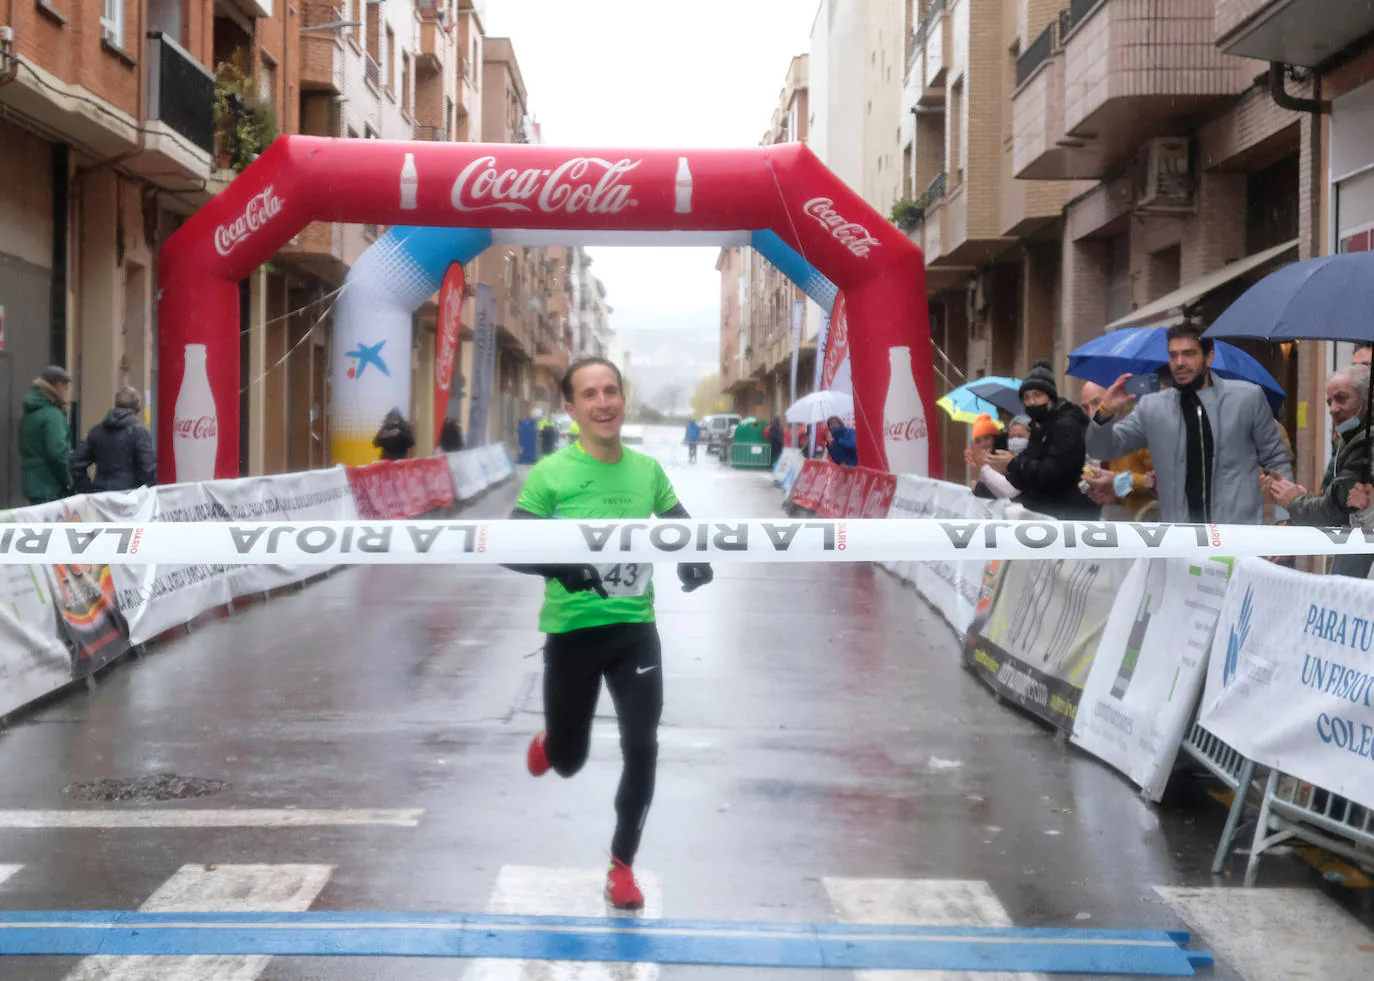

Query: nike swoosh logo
left=579, top=481, right=594, bottom=489
left=635, top=665, right=658, bottom=675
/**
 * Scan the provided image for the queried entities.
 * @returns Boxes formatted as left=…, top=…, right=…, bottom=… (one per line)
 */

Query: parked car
left=700, top=413, right=742, bottom=456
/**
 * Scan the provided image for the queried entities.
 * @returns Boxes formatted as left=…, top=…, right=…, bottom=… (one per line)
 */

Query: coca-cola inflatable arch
left=157, top=137, right=938, bottom=481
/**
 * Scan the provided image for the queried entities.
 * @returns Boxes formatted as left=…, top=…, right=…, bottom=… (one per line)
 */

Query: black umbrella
left=1204, top=251, right=1374, bottom=479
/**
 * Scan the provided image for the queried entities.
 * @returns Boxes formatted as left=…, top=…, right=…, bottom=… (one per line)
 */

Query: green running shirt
left=516, top=442, right=680, bottom=634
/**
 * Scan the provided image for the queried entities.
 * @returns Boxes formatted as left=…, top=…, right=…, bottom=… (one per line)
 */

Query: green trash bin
left=729, top=417, right=773, bottom=469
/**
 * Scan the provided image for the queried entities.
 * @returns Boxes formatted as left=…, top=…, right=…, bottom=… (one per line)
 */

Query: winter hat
left=971, top=413, right=1001, bottom=440
left=1019, top=358, right=1058, bottom=401
left=40, top=365, right=71, bottom=386
left=1010, top=414, right=1031, bottom=431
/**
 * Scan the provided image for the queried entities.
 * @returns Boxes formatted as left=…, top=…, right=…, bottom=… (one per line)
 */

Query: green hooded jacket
left=18, top=382, right=73, bottom=504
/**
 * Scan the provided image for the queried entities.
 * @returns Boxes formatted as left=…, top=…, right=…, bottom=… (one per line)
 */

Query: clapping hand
left=1349, top=482, right=1374, bottom=512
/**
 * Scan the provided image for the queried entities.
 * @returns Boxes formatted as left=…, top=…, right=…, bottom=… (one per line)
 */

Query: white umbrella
left=785, top=390, right=854, bottom=424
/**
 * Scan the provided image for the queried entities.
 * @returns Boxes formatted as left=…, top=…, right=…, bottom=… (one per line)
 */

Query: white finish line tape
left=0, top=518, right=1370, bottom=565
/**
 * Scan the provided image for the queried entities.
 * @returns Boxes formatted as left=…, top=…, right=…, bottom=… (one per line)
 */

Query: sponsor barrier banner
left=484, top=443, right=514, bottom=481
left=347, top=459, right=454, bottom=520
left=6, top=517, right=1374, bottom=568
left=787, top=460, right=832, bottom=512
left=817, top=464, right=853, bottom=518
left=772, top=448, right=804, bottom=495
left=965, top=554, right=1130, bottom=731
left=0, top=559, right=72, bottom=716
left=446, top=449, right=488, bottom=502
left=883, top=476, right=1014, bottom=633
left=8, top=496, right=134, bottom=676
left=1199, top=558, right=1374, bottom=811
left=1071, top=557, right=1234, bottom=800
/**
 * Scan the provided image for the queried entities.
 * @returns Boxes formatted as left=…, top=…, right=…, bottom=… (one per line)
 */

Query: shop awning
left=1103, top=239, right=1299, bottom=333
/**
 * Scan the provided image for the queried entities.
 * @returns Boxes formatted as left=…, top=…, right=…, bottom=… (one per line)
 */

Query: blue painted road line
left=0, top=912, right=1213, bottom=975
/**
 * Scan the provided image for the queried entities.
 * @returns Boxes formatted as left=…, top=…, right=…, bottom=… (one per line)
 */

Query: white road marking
left=465, top=864, right=663, bottom=980
left=64, top=864, right=332, bottom=981
left=0, top=865, right=20, bottom=888
left=824, top=878, right=1044, bottom=981
left=1156, top=885, right=1374, bottom=980
left=0, top=809, right=423, bottom=828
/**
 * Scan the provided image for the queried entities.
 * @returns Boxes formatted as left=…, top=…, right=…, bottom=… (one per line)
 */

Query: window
left=259, top=55, right=277, bottom=107
left=385, top=25, right=396, bottom=92
left=366, top=4, right=380, bottom=61
left=950, top=79, right=965, bottom=185
left=101, top=0, right=125, bottom=48
left=401, top=52, right=411, bottom=115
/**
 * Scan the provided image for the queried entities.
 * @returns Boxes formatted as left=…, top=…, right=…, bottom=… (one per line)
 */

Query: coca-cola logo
left=214, top=186, right=284, bottom=257
left=173, top=415, right=218, bottom=440
left=451, top=156, right=640, bottom=215
left=803, top=198, right=882, bottom=258
left=884, top=417, right=928, bottom=442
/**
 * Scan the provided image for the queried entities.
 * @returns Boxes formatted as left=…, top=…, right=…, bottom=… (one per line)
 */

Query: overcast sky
left=482, top=0, right=815, bottom=343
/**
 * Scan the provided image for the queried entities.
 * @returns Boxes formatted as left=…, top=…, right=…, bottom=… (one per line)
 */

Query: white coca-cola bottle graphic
left=172, top=343, right=219, bottom=481
left=882, top=345, right=929, bottom=475
left=400, top=153, right=418, bottom=210
left=674, top=157, right=693, bottom=213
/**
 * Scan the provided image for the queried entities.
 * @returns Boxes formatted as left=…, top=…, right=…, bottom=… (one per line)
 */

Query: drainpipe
left=1268, top=62, right=1330, bottom=115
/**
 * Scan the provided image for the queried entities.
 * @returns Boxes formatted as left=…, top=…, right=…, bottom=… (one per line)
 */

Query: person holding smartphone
left=1078, top=381, right=1156, bottom=518
left=1086, top=324, right=1291, bottom=525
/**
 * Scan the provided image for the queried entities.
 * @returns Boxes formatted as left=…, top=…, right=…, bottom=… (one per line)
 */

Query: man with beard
left=1086, top=324, right=1291, bottom=524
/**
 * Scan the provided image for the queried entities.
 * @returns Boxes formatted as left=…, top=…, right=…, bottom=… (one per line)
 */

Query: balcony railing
left=415, top=124, right=448, bottom=141
left=364, top=54, right=380, bottom=89
left=1065, top=0, right=1100, bottom=36
left=926, top=171, right=947, bottom=204
left=146, top=31, right=215, bottom=155
left=1016, top=20, right=1057, bottom=87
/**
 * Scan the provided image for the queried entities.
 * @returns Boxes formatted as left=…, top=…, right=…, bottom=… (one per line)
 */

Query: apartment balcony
left=417, top=18, right=447, bottom=74
left=128, top=31, right=214, bottom=193
left=1013, top=0, right=1255, bottom=180
left=918, top=0, right=951, bottom=107
left=300, top=2, right=346, bottom=94
left=279, top=221, right=369, bottom=284
left=1215, top=0, right=1374, bottom=67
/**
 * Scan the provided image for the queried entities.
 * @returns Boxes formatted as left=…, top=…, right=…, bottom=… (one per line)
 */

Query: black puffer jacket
left=72, top=408, right=157, bottom=492
left=1005, top=399, right=1098, bottom=519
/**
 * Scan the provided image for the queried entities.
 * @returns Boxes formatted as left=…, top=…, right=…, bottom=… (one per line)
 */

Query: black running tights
left=542, top=621, right=662, bottom=866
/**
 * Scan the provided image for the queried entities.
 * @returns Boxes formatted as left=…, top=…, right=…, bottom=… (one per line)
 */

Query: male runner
left=506, top=356, right=713, bottom=909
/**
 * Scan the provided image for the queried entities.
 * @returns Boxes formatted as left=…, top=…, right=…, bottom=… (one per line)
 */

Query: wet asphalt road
left=0, top=429, right=1370, bottom=980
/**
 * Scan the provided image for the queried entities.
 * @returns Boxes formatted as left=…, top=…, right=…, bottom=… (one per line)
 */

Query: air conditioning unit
left=1138, top=137, right=1195, bottom=213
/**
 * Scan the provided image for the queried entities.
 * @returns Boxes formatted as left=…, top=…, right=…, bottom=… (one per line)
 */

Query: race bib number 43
left=595, top=563, right=651, bottom=597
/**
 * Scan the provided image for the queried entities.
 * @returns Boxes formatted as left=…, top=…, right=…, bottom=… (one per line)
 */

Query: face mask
left=1336, top=414, right=1362, bottom=435
left=1007, top=437, right=1029, bottom=455
left=1025, top=403, right=1051, bottom=423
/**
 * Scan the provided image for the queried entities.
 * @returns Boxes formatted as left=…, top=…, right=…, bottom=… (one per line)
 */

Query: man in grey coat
left=1085, top=323, right=1291, bottom=525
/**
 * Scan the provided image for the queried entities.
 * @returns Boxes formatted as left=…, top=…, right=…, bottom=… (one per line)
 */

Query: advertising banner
left=446, top=449, right=488, bottom=501
left=787, top=459, right=833, bottom=512
left=1198, top=558, right=1374, bottom=811
left=965, top=553, right=1131, bottom=731
left=9, top=495, right=135, bottom=676
left=469, top=282, right=498, bottom=447
left=434, top=262, right=466, bottom=439
left=772, top=448, right=805, bottom=496
left=883, top=475, right=1011, bottom=633
left=1072, top=557, right=1234, bottom=800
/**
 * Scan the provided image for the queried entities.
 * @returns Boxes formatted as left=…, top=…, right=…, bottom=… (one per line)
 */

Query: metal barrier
left=1178, top=722, right=1258, bottom=874
left=730, top=442, right=773, bottom=469
left=1246, top=770, right=1374, bottom=886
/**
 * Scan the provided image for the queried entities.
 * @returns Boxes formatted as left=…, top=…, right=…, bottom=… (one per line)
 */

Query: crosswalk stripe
left=0, top=809, right=422, bottom=828
left=1155, top=885, right=1374, bottom=981
left=63, top=863, right=332, bottom=981
left=464, top=864, right=663, bottom=980
left=0, top=865, right=20, bottom=889
left=824, top=878, right=1045, bottom=981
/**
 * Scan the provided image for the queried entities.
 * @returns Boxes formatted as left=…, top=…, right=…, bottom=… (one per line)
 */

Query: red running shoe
left=605, top=858, right=644, bottom=910
left=526, top=730, right=550, bottom=777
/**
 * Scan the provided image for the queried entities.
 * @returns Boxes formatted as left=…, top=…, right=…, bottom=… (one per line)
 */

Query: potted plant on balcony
left=213, top=57, right=279, bottom=173
left=889, top=196, right=927, bottom=233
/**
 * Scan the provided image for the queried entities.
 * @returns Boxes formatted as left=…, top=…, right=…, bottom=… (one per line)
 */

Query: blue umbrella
left=936, top=380, right=1002, bottom=423
left=1068, top=327, right=1286, bottom=411
left=1204, top=251, right=1374, bottom=344
left=965, top=377, right=1027, bottom=417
